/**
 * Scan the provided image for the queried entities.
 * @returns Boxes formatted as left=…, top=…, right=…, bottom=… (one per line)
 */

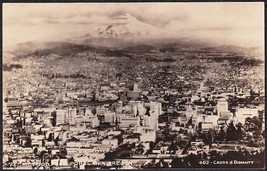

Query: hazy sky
left=3, top=2, right=264, bottom=49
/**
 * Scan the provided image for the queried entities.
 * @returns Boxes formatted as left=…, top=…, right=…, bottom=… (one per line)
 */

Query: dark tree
left=217, top=127, right=225, bottom=142
left=226, top=121, right=237, bottom=141
left=236, top=123, right=243, bottom=140
left=171, top=157, right=185, bottom=168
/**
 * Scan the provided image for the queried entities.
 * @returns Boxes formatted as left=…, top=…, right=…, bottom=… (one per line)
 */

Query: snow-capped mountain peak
left=90, top=13, right=174, bottom=39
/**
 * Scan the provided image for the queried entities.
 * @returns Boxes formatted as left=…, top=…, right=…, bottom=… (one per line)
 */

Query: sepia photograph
left=2, top=2, right=265, bottom=170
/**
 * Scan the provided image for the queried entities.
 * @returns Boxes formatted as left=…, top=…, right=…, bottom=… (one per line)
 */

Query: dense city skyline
left=2, top=2, right=265, bottom=170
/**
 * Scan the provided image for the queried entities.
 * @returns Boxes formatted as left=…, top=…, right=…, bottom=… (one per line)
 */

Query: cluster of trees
left=208, top=55, right=263, bottom=67
left=104, top=143, right=135, bottom=160
left=231, top=58, right=263, bottom=67
left=32, top=44, right=95, bottom=57
left=104, top=50, right=132, bottom=58
left=199, top=116, right=263, bottom=146
left=3, top=64, right=23, bottom=71
left=219, top=121, right=243, bottom=142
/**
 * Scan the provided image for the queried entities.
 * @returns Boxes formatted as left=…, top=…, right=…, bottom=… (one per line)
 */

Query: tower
left=217, top=99, right=228, bottom=116
left=149, top=102, right=161, bottom=131
left=56, top=109, right=67, bottom=125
